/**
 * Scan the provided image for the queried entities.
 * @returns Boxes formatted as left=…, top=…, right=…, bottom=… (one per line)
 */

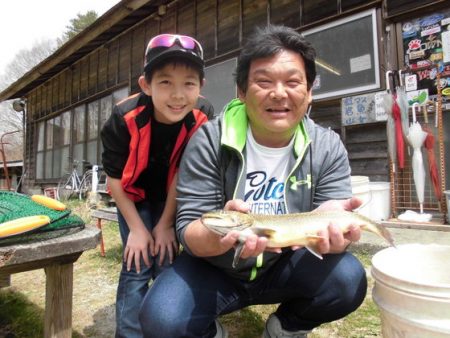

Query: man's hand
left=314, top=197, right=363, bottom=254
left=219, top=199, right=272, bottom=260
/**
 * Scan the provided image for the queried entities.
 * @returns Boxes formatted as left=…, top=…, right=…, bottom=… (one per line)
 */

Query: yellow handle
left=0, top=215, right=51, bottom=238
left=31, top=194, right=66, bottom=211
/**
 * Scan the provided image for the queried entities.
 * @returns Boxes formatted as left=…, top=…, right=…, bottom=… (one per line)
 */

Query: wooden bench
left=90, top=207, right=118, bottom=256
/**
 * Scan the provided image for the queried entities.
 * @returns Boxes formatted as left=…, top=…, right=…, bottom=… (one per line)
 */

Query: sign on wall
left=341, top=91, right=387, bottom=126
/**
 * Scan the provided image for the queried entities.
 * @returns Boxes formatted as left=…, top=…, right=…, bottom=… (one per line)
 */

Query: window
left=303, top=9, right=380, bottom=100
left=87, top=101, right=99, bottom=165
left=36, top=122, right=45, bottom=179
left=45, top=119, right=54, bottom=179
left=60, top=111, right=71, bottom=174
left=35, top=88, right=128, bottom=181
left=73, top=105, right=86, bottom=174
left=203, top=58, right=237, bottom=115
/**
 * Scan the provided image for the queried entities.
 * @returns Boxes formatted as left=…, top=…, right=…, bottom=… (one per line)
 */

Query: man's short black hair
left=144, top=57, right=205, bottom=83
left=235, top=25, right=316, bottom=93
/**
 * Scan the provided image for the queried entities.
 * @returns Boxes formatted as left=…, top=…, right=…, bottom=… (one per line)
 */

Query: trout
left=201, top=210, right=395, bottom=268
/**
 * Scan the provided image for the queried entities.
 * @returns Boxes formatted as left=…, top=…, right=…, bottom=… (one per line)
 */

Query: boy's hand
left=152, top=223, right=179, bottom=266
left=124, top=227, right=155, bottom=273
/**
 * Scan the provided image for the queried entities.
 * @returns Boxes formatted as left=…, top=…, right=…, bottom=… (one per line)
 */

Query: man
left=139, top=25, right=367, bottom=338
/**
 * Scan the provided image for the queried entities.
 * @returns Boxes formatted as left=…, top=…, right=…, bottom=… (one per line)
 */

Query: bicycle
left=57, top=160, right=103, bottom=201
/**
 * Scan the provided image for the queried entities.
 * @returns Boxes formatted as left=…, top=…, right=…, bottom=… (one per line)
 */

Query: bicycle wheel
left=79, top=170, right=93, bottom=200
left=57, top=173, right=75, bottom=201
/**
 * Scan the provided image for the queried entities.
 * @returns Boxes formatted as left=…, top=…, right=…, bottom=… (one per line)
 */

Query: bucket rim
left=371, top=244, right=450, bottom=292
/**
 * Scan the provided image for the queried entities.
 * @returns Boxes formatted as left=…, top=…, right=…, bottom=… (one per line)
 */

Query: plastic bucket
left=368, top=182, right=390, bottom=221
left=445, top=190, right=450, bottom=223
left=351, top=176, right=370, bottom=218
left=371, top=244, right=450, bottom=337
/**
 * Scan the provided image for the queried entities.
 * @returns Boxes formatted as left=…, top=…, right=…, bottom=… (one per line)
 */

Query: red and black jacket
left=101, top=92, right=212, bottom=202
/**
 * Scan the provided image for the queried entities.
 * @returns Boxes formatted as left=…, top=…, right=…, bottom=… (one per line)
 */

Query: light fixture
left=12, top=99, right=26, bottom=112
left=315, top=58, right=341, bottom=76
left=158, top=5, right=167, bottom=16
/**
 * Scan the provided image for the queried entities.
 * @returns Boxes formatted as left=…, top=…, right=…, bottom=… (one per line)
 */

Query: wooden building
left=0, top=0, right=449, bottom=216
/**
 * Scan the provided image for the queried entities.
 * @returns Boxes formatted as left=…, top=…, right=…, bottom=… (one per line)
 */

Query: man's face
left=139, top=63, right=202, bottom=124
left=239, top=50, right=312, bottom=147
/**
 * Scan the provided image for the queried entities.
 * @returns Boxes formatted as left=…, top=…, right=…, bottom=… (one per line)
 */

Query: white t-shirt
left=244, top=128, right=294, bottom=215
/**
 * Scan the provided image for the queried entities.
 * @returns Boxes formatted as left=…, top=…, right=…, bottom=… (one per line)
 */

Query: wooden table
left=0, top=226, right=101, bottom=338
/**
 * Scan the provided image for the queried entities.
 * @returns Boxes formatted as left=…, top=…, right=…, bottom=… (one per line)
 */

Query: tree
left=0, top=10, right=99, bottom=162
left=0, top=39, right=56, bottom=91
left=58, top=11, right=98, bottom=46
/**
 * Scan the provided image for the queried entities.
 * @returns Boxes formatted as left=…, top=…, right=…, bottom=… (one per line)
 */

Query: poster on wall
left=341, top=91, right=387, bottom=126
left=402, top=10, right=450, bottom=105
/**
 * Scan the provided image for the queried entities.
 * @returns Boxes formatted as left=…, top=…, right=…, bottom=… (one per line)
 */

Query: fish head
left=201, top=210, right=254, bottom=235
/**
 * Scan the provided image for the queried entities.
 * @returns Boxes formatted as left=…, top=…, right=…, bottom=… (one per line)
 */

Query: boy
left=101, top=34, right=212, bottom=338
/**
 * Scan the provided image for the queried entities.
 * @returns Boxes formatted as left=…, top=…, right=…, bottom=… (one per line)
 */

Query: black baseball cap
left=144, top=34, right=204, bottom=72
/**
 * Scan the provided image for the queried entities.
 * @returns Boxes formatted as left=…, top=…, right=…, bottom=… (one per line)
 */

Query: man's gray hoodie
left=176, top=98, right=352, bottom=281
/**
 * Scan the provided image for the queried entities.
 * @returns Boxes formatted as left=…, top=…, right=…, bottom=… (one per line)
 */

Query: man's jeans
left=115, top=200, right=168, bottom=338
left=139, top=249, right=367, bottom=338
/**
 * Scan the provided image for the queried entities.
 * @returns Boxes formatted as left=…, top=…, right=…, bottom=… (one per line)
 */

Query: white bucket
left=371, top=244, right=450, bottom=337
left=368, top=182, right=390, bottom=221
left=351, top=176, right=370, bottom=218
left=445, top=190, right=450, bottom=223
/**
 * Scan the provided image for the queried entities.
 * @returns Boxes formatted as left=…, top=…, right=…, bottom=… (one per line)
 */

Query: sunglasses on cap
left=147, top=34, right=204, bottom=59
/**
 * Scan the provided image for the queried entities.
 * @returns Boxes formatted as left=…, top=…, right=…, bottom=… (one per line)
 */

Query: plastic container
left=445, top=190, right=450, bottom=223
left=351, top=176, right=370, bottom=218
left=371, top=244, right=450, bottom=337
left=368, top=182, right=390, bottom=221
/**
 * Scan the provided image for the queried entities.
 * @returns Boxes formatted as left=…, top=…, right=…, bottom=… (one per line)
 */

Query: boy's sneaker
left=262, top=314, right=310, bottom=338
left=214, top=319, right=229, bottom=338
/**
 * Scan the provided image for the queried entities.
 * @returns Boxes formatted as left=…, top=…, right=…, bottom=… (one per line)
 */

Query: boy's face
left=139, top=63, right=203, bottom=124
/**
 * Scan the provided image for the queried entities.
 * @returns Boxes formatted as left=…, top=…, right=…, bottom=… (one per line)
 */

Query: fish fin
left=252, top=227, right=276, bottom=237
left=305, top=235, right=324, bottom=260
left=232, top=242, right=245, bottom=268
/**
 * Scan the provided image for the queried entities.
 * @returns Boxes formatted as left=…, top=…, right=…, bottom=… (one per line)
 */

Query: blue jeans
left=116, top=200, right=169, bottom=338
left=139, top=249, right=367, bottom=338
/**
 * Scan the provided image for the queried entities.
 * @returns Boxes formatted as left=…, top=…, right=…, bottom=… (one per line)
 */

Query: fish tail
left=362, top=222, right=395, bottom=247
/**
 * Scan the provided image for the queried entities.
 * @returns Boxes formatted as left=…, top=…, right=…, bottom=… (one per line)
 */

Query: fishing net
left=0, top=191, right=85, bottom=245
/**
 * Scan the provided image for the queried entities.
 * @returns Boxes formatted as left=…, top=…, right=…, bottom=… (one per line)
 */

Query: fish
left=201, top=210, right=395, bottom=268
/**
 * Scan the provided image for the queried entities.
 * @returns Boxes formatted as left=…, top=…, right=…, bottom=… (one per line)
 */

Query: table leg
left=96, top=218, right=105, bottom=256
left=44, top=263, right=73, bottom=338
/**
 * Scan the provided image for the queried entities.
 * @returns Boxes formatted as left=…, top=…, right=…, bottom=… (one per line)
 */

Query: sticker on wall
left=349, top=54, right=372, bottom=73
left=312, top=74, right=321, bottom=90
left=402, top=22, right=420, bottom=38
left=406, top=89, right=429, bottom=106
left=405, top=74, right=418, bottom=91
left=421, top=24, right=441, bottom=37
left=419, top=14, right=445, bottom=28
left=443, top=30, right=450, bottom=63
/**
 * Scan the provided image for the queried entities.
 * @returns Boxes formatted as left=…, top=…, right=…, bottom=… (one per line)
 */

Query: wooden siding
left=271, top=0, right=300, bottom=28
left=217, top=0, right=241, bottom=54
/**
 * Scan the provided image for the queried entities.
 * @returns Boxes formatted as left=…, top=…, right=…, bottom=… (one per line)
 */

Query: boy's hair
left=144, top=57, right=205, bottom=83
left=235, top=25, right=317, bottom=93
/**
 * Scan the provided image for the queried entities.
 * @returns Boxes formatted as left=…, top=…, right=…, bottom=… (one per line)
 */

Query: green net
left=0, top=191, right=85, bottom=245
